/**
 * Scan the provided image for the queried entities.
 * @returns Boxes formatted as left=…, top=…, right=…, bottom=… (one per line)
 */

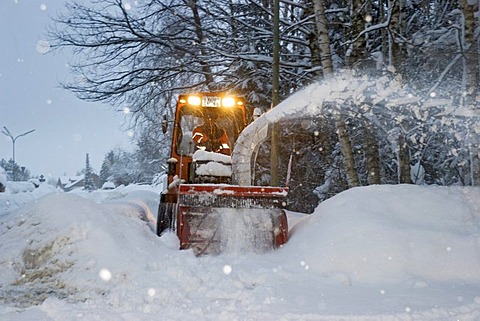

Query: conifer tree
left=84, top=153, right=96, bottom=191
left=99, top=151, right=115, bottom=186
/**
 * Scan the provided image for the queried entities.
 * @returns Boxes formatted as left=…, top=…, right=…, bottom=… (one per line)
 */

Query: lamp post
left=1, top=126, right=35, bottom=181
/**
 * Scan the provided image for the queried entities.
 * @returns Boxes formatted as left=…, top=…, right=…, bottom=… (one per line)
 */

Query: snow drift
left=288, top=184, right=480, bottom=284
left=1, top=184, right=480, bottom=320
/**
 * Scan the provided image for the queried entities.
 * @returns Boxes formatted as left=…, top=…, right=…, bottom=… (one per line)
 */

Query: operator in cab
left=192, top=121, right=231, bottom=155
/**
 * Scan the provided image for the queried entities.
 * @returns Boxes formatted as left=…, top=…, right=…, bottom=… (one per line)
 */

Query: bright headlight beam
left=222, top=97, right=235, bottom=108
left=187, top=96, right=201, bottom=106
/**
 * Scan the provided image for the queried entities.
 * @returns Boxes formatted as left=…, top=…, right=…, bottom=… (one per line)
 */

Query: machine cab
left=168, top=93, right=249, bottom=185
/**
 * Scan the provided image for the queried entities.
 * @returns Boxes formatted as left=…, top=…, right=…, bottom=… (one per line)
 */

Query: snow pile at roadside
left=5, top=181, right=37, bottom=194
left=0, top=184, right=480, bottom=320
left=288, top=184, right=480, bottom=284
left=0, top=192, right=163, bottom=307
left=0, top=167, right=6, bottom=188
left=69, top=183, right=162, bottom=204
left=0, top=183, right=57, bottom=215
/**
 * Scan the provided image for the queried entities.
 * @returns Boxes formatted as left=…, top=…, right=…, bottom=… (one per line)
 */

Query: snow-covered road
left=1, top=183, right=480, bottom=320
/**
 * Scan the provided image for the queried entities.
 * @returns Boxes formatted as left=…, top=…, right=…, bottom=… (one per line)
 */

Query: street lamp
left=1, top=126, right=35, bottom=181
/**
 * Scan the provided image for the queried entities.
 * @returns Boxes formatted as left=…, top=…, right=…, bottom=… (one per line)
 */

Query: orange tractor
left=157, top=92, right=288, bottom=255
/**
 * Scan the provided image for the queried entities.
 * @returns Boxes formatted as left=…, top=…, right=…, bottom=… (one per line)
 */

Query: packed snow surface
left=193, top=150, right=232, bottom=164
left=195, top=162, right=232, bottom=177
left=1, top=184, right=480, bottom=320
left=193, top=150, right=233, bottom=177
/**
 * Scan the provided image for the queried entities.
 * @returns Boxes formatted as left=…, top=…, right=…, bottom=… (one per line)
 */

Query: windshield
left=176, top=106, right=246, bottom=156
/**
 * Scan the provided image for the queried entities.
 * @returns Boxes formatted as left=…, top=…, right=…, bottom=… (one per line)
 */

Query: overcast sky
left=0, top=0, right=134, bottom=180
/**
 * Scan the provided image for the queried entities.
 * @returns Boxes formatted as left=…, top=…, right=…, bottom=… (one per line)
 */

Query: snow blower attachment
left=177, top=185, right=288, bottom=255
left=157, top=92, right=288, bottom=255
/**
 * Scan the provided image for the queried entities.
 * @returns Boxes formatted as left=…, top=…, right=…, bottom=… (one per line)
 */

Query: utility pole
left=1, top=126, right=35, bottom=181
left=270, top=0, right=280, bottom=186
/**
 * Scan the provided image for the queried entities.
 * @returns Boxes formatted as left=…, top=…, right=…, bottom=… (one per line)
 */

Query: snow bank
left=0, top=192, right=166, bottom=307
left=0, top=183, right=57, bottom=215
left=287, top=184, right=480, bottom=285
left=0, top=167, right=6, bottom=189
left=5, top=181, right=36, bottom=194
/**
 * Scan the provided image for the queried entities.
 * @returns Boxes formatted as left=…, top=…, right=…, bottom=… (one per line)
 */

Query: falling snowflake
left=99, top=268, right=112, bottom=281
left=222, top=265, right=232, bottom=275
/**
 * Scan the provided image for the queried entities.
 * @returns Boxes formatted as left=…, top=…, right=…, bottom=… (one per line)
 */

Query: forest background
left=5, top=0, right=477, bottom=213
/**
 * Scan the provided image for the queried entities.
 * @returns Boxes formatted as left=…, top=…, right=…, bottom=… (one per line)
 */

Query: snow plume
left=232, top=71, right=409, bottom=185
left=232, top=70, right=459, bottom=186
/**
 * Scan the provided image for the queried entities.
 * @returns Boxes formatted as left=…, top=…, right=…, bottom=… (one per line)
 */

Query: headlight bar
left=180, top=94, right=244, bottom=108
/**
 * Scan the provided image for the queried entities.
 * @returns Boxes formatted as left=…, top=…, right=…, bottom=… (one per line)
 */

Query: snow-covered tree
left=84, top=153, right=96, bottom=191
left=99, top=151, right=115, bottom=187
left=135, top=129, right=169, bottom=182
left=99, top=148, right=144, bottom=186
left=0, top=159, right=31, bottom=182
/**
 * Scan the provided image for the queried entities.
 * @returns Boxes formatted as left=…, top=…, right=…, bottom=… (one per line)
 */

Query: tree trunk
left=461, top=0, right=479, bottom=185
left=270, top=0, right=281, bottom=186
left=380, top=1, right=388, bottom=67
left=398, top=133, right=411, bottom=183
left=388, top=0, right=407, bottom=69
left=346, top=0, right=368, bottom=66
left=363, top=120, right=381, bottom=185
left=187, top=0, right=214, bottom=86
left=461, top=0, right=479, bottom=106
left=469, top=144, right=480, bottom=187
left=336, top=113, right=361, bottom=187
left=312, top=0, right=333, bottom=76
left=305, top=1, right=322, bottom=78
left=313, top=0, right=361, bottom=188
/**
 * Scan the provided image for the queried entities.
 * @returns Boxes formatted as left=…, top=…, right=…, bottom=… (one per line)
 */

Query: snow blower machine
left=157, top=93, right=288, bottom=255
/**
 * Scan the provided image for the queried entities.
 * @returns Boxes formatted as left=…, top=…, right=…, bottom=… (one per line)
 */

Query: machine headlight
left=222, top=97, right=236, bottom=108
left=187, top=95, right=201, bottom=106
